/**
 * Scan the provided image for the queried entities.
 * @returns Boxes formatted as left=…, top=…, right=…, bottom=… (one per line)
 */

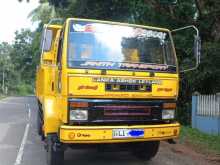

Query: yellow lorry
left=36, top=18, right=201, bottom=165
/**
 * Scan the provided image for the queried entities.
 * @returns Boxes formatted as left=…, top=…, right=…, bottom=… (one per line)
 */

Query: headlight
left=162, top=110, right=175, bottom=120
left=70, top=110, right=88, bottom=121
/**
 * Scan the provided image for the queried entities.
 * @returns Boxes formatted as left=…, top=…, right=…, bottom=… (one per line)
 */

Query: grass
left=180, top=126, right=220, bottom=154
left=0, top=95, right=6, bottom=100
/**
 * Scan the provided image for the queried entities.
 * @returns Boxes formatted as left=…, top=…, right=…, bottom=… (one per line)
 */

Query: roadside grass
left=0, top=95, right=6, bottom=100
left=180, top=126, right=220, bottom=154
left=16, top=84, right=33, bottom=96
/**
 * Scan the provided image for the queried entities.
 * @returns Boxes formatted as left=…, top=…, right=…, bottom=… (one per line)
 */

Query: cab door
left=39, top=25, right=62, bottom=98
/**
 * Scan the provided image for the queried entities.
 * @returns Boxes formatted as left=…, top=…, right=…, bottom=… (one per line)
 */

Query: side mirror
left=40, top=28, right=54, bottom=65
left=41, top=29, right=53, bottom=52
left=172, top=25, right=201, bottom=72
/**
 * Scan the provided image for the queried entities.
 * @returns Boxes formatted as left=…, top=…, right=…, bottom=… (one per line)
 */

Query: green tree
left=28, top=2, right=57, bottom=24
left=0, top=42, right=14, bottom=94
left=9, top=29, right=39, bottom=94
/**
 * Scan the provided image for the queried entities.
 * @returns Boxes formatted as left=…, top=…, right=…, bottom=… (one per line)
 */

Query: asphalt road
left=0, top=96, right=217, bottom=165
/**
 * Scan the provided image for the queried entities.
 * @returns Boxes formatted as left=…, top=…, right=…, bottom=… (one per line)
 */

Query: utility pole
left=2, top=68, right=5, bottom=94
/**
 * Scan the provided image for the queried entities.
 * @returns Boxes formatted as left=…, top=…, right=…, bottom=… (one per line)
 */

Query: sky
left=0, top=0, right=39, bottom=43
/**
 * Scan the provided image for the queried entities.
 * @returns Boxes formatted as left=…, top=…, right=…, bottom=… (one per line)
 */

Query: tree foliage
left=0, top=42, right=13, bottom=94
left=0, top=29, right=40, bottom=95
left=10, top=0, right=220, bottom=123
left=28, top=2, right=56, bottom=24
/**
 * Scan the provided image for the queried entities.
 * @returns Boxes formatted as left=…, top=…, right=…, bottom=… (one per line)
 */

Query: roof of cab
left=66, top=17, right=171, bottom=32
left=44, top=24, right=63, bottom=30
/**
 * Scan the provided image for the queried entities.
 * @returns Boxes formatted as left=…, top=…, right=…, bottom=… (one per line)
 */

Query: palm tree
left=28, top=2, right=57, bottom=24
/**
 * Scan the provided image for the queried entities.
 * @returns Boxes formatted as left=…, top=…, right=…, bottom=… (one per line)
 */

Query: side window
left=41, top=29, right=53, bottom=52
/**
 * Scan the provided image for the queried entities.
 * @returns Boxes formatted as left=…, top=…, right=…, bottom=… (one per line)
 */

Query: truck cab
left=36, top=18, right=200, bottom=165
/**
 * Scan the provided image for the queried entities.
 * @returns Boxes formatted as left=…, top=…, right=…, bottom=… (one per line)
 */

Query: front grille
left=92, top=103, right=161, bottom=122
left=68, top=99, right=163, bottom=125
left=97, top=105, right=152, bottom=116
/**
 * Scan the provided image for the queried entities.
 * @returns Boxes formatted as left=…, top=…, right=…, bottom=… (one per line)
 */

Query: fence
left=192, top=94, right=220, bottom=135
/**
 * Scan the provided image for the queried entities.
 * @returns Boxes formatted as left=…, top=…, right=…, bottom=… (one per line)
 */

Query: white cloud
left=0, top=0, right=39, bottom=43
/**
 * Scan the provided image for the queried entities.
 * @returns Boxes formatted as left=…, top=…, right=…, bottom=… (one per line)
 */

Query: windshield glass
left=68, top=20, right=176, bottom=72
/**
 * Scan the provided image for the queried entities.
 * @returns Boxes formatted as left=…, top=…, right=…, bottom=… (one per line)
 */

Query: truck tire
left=131, top=141, right=160, bottom=161
left=37, top=110, right=42, bottom=135
left=37, top=109, right=45, bottom=140
left=46, top=135, right=64, bottom=165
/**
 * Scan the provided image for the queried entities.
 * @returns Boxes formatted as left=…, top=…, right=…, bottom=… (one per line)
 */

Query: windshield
left=68, top=20, right=176, bottom=72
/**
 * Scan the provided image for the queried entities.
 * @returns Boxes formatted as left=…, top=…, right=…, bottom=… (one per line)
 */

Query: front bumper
left=59, top=123, right=180, bottom=144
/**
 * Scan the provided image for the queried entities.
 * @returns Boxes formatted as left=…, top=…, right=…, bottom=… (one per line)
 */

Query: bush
left=16, top=83, right=34, bottom=96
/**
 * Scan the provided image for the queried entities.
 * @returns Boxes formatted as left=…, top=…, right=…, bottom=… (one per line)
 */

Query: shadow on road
left=64, top=149, right=152, bottom=165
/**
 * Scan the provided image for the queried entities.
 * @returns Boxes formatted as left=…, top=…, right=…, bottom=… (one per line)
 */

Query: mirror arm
left=172, top=25, right=199, bottom=37
left=180, top=65, right=198, bottom=73
left=172, top=25, right=201, bottom=73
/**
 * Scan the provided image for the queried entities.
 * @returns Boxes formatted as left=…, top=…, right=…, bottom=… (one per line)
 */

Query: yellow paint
left=134, top=72, right=150, bottom=77
left=106, top=70, right=133, bottom=76
left=68, top=74, right=178, bottom=99
left=88, top=69, right=102, bottom=74
left=59, top=123, right=180, bottom=143
left=155, top=72, right=179, bottom=78
left=43, top=96, right=62, bottom=135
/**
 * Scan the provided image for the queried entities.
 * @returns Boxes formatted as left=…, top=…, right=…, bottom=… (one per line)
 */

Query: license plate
left=112, top=129, right=144, bottom=138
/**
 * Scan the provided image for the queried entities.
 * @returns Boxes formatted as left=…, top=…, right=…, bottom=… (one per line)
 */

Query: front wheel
left=37, top=110, right=42, bottom=135
left=37, top=109, right=45, bottom=140
left=46, top=135, right=64, bottom=165
left=131, top=141, right=160, bottom=161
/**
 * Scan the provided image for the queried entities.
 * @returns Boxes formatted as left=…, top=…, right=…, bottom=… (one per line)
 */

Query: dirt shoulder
left=165, top=125, right=220, bottom=165
left=160, top=141, right=220, bottom=165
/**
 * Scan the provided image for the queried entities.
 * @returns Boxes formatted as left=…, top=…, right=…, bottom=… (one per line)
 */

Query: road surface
left=0, top=96, right=217, bottom=165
